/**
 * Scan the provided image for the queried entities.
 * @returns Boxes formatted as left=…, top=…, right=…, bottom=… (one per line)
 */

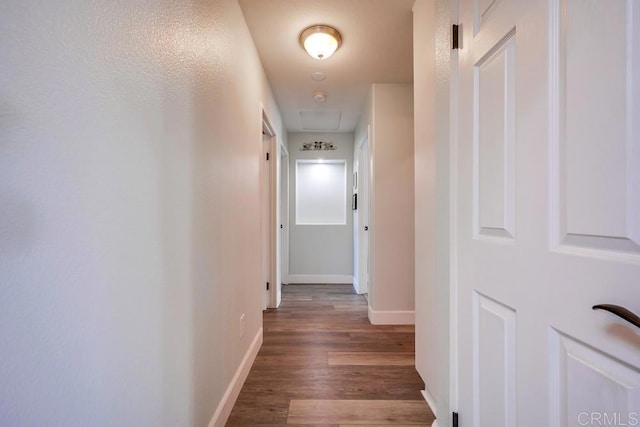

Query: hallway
left=227, top=285, right=434, bottom=426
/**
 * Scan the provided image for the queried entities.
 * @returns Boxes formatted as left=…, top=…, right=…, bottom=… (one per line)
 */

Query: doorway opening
left=277, top=140, right=289, bottom=307
left=354, top=131, right=371, bottom=297
left=262, top=109, right=288, bottom=309
left=261, top=119, right=273, bottom=310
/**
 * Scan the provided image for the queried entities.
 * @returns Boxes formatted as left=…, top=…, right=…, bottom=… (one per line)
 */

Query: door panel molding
left=472, top=29, right=517, bottom=242
left=549, top=0, right=640, bottom=263
left=472, top=292, right=516, bottom=427
left=548, top=328, right=640, bottom=427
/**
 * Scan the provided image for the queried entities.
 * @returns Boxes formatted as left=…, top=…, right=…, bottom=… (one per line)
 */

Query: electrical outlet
left=240, top=314, right=245, bottom=338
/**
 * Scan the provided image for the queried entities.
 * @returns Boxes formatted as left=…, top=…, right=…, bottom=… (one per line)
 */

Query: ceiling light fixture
left=300, top=25, right=342, bottom=60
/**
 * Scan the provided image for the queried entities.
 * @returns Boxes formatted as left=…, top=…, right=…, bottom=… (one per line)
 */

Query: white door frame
left=277, top=140, right=289, bottom=307
left=418, top=2, right=459, bottom=425
left=355, top=128, right=371, bottom=296
left=449, top=0, right=460, bottom=422
left=261, top=108, right=279, bottom=309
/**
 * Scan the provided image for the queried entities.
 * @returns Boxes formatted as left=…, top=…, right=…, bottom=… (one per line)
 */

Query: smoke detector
left=313, top=91, right=327, bottom=103
left=311, top=71, right=326, bottom=81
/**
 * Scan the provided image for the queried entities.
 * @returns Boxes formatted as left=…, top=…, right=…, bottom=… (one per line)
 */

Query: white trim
left=287, top=274, right=353, bottom=284
left=356, top=125, right=371, bottom=150
left=352, top=276, right=362, bottom=294
left=207, top=328, right=263, bottom=427
left=279, top=146, right=290, bottom=292
left=356, top=136, right=371, bottom=297
left=421, top=388, right=440, bottom=427
left=279, top=139, right=289, bottom=157
left=260, top=104, right=279, bottom=310
left=261, top=104, right=276, bottom=137
left=421, top=389, right=438, bottom=418
left=449, top=0, right=460, bottom=417
left=367, top=307, right=415, bottom=325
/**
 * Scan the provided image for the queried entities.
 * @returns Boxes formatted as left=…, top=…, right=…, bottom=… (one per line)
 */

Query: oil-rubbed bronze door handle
left=593, top=304, right=640, bottom=329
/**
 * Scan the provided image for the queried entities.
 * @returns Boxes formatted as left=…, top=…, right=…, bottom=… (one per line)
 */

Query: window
left=295, top=160, right=347, bottom=225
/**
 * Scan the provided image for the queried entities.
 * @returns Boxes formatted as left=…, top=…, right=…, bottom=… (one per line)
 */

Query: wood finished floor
left=227, top=284, right=434, bottom=426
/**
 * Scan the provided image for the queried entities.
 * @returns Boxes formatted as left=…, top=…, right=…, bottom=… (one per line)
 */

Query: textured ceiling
left=238, top=0, right=414, bottom=133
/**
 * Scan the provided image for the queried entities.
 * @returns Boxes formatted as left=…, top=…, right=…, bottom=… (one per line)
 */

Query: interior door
left=360, top=139, right=371, bottom=295
left=456, top=0, right=640, bottom=426
left=277, top=146, right=288, bottom=307
left=261, top=132, right=271, bottom=310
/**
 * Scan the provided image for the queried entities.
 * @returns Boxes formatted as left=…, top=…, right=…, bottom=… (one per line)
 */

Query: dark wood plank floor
left=226, top=284, right=435, bottom=426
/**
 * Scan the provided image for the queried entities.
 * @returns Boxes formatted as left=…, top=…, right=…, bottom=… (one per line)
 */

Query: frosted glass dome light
left=300, top=25, right=342, bottom=60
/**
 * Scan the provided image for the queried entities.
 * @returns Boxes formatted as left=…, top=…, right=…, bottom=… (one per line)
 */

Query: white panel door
left=261, top=132, right=271, bottom=310
left=456, top=0, right=640, bottom=426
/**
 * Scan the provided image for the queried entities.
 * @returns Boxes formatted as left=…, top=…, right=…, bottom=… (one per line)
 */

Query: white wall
left=414, top=0, right=438, bottom=409
left=0, top=0, right=282, bottom=425
left=413, top=0, right=453, bottom=425
left=355, top=84, right=415, bottom=324
left=288, top=132, right=354, bottom=283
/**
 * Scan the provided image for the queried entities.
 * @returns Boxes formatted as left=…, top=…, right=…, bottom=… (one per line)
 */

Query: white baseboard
left=207, top=328, right=263, bottom=427
left=287, top=274, right=353, bottom=284
left=352, top=276, right=361, bottom=294
left=421, top=389, right=439, bottom=427
left=421, top=388, right=438, bottom=418
left=367, top=307, right=415, bottom=325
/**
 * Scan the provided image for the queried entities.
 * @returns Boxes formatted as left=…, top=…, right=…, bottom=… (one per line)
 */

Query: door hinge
left=266, top=152, right=270, bottom=160
left=452, top=24, right=460, bottom=50
left=266, top=282, right=270, bottom=290
left=453, top=412, right=459, bottom=427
